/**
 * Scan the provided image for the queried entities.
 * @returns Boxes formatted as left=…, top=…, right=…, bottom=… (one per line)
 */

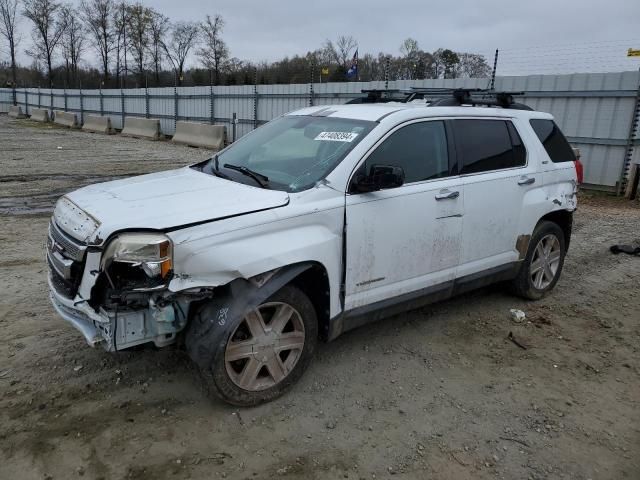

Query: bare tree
left=162, top=20, right=198, bottom=86
left=60, top=5, right=84, bottom=87
left=126, top=2, right=152, bottom=85
left=197, top=14, right=227, bottom=85
left=399, top=37, right=420, bottom=79
left=112, top=0, right=128, bottom=87
left=455, top=52, right=491, bottom=78
left=147, top=9, right=168, bottom=85
left=432, top=48, right=459, bottom=79
left=324, top=35, right=357, bottom=67
left=358, top=52, right=385, bottom=81
left=397, top=38, right=434, bottom=80
left=310, top=46, right=333, bottom=71
left=0, top=0, right=20, bottom=88
left=223, top=56, right=243, bottom=84
left=22, top=0, right=66, bottom=86
left=81, top=0, right=113, bottom=86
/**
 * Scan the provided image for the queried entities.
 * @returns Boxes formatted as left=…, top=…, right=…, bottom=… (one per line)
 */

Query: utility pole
left=622, top=56, right=640, bottom=199
left=253, top=68, right=259, bottom=129
left=384, top=56, right=390, bottom=91
left=490, top=49, right=499, bottom=91
left=309, top=62, right=315, bottom=107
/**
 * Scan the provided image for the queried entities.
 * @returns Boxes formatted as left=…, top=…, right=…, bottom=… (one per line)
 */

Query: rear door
left=453, top=118, right=539, bottom=278
left=344, top=119, right=463, bottom=310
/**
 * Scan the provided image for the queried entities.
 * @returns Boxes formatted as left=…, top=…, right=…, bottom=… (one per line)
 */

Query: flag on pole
left=346, top=49, right=358, bottom=79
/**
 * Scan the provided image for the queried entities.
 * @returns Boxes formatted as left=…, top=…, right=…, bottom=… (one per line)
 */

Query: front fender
left=166, top=200, right=344, bottom=318
left=185, top=263, right=312, bottom=369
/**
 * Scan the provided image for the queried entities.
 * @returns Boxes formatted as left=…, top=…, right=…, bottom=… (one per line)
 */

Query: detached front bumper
left=47, top=216, right=190, bottom=350
left=48, top=272, right=186, bottom=351
left=48, top=274, right=114, bottom=349
left=48, top=279, right=104, bottom=347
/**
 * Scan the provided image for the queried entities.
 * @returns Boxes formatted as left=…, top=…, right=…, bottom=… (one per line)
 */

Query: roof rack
left=408, top=88, right=532, bottom=110
left=345, top=87, right=533, bottom=110
left=344, top=89, right=407, bottom=104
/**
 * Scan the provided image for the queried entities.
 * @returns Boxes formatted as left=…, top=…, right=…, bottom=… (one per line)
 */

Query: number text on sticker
left=314, top=131, right=359, bottom=142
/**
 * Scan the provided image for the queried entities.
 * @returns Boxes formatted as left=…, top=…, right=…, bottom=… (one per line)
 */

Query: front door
left=344, top=119, right=463, bottom=311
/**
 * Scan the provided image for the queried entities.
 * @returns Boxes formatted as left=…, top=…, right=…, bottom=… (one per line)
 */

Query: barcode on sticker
left=314, top=131, right=359, bottom=142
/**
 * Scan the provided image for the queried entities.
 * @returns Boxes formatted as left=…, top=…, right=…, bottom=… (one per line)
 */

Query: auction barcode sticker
left=314, top=131, right=359, bottom=142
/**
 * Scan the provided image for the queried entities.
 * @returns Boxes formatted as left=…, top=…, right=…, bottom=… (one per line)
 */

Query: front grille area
left=49, top=260, right=77, bottom=299
left=49, top=221, right=86, bottom=261
left=48, top=220, right=88, bottom=298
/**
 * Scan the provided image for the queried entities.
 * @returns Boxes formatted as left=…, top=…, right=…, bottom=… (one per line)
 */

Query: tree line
left=0, top=0, right=492, bottom=89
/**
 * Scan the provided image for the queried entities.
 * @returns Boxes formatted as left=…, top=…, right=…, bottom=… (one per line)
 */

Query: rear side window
left=453, top=120, right=527, bottom=174
left=529, top=119, right=576, bottom=163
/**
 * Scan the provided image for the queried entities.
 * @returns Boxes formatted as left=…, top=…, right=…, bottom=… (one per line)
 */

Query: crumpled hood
left=62, top=167, right=289, bottom=244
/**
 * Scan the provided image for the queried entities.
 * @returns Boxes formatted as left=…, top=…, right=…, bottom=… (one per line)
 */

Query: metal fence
left=1, top=71, right=639, bottom=191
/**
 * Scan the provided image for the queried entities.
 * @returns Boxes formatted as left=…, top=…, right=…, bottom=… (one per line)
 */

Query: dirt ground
left=0, top=115, right=639, bottom=480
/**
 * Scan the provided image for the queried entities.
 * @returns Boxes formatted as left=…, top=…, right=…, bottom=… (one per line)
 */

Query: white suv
left=47, top=94, right=582, bottom=405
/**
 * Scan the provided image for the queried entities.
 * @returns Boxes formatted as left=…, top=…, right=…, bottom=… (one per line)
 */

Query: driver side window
left=363, top=120, right=451, bottom=184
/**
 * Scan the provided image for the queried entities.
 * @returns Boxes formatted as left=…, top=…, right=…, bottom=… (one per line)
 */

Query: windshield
left=193, top=115, right=375, bottom=192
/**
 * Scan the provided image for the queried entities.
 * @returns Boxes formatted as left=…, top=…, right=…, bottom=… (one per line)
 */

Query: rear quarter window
left=529, top=119, right=576, bottom=163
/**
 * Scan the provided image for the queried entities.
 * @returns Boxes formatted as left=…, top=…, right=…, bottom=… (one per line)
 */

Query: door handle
left=435, top=190, right=460, bottom=200
left=518, top=176, right=535, bottom=186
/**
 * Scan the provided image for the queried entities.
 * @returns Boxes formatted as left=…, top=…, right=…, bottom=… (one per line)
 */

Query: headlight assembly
left=102, top=233, right=173, bottom=285
left=53, top=196, right=100, bottom=242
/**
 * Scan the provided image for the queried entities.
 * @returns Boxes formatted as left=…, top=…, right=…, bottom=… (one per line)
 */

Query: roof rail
left=345, top=89, right=407, bottom=104
left=344, top=87, right=533, bottom=110
left=409, top=88, right=532, bottom=110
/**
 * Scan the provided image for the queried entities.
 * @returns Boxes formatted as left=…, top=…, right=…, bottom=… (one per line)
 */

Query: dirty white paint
left=344, top=179, right=463, bottom=309
left=48, top=101, right=578, bottom=349
left=62, top=168, right=290, bottom=244
left=167, top=186, right=345, bottom=317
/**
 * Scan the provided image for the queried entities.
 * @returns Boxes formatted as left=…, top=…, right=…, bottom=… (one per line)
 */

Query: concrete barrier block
left=121, top=117, right=161, bottom=140
left=82, top=115, right=114, bottom=134
left=53, top=110, right=78, bottom=128
left=8, top=105, right=26, bottom=119
left=172, top=121, right=227, bottom=151
left=30, top=108, right=50, bottom=123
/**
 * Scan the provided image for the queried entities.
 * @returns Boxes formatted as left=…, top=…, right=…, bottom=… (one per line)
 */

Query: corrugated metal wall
left=1, top=71, right=639, bottom=189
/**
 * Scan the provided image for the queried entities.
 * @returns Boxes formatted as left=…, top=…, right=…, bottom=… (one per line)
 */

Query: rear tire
left=510, top=221, right=566, bottom=300
left=189, top=285, right=318, bottom=406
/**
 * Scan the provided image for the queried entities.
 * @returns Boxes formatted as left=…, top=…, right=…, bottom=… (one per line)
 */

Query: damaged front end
left=47, top=219, right=199, bottom=351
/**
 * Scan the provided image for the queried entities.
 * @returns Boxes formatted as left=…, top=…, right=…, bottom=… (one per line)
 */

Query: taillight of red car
left=572, top=148, right=584, bottom=185
left=574, top=159, right=584, bottom=184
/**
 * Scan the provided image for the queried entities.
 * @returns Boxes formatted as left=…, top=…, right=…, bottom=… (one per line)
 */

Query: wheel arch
left=289, top=262, right=331, bottom=341
left=185, top=261, right=329, bottom=369
left=538, top=209, right=573, bottom=251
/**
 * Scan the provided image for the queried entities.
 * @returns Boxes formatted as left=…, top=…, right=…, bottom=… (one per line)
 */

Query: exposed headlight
left=102, top=233, right=173, bottom=280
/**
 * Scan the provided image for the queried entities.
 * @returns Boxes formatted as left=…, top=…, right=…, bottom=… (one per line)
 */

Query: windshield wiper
left=209, top=155, right=230, bottom=180
left=223, top=163, right=269, bottom=188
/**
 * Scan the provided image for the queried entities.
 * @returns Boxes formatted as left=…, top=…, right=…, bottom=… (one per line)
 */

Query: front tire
left=511, top=221, right=567, bottom=300
left=190, top=285, right=318, bottom=406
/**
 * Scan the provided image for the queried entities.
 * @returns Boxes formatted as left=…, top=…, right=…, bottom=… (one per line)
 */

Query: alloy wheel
left=529, top=233, right=562, bottom=290
left=224, top=302, right=306, bottom=391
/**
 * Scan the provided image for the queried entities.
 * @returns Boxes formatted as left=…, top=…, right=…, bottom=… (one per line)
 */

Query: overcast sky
left=6, top=0, right=640, bottom=75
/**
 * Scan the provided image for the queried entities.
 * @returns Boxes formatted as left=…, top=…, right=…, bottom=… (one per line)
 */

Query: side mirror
left=352, top=164, right=405, bottom=193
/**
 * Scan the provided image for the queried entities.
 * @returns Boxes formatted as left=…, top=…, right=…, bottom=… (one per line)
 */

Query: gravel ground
left=0, top=115, right=639, bottom=480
